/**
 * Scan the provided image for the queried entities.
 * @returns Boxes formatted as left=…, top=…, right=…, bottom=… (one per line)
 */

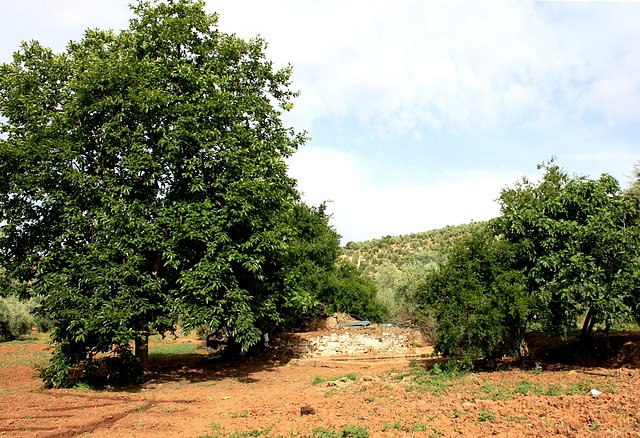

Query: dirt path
left=1, top=338, right=639, bottom=437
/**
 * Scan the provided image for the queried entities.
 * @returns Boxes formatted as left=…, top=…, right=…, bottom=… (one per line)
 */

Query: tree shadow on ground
left=141, top=351, right=285, bottom=387
left=404, top=331, right=640, bottom=374
left=105, top=330, right=640, bottom=392
left=521, top=330, right=640, bottom=370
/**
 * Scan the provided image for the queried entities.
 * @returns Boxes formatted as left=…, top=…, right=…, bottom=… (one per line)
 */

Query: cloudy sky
left=2, top=1, right=640, bottom=243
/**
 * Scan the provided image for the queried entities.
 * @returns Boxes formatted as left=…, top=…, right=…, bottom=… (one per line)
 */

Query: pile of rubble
left=271, top=314, right=432, bottom=359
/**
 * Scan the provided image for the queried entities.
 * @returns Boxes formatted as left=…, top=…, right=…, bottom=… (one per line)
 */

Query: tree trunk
left=135, top=324, right=150, bottom=370
left=134, top=251, right=161, bottom=370
left=604, top=320, right=611, bottom=358
left=579, top=308, right=594, bottom=345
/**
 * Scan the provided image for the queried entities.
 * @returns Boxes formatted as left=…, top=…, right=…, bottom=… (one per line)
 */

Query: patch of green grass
left=0, top=348, right=49, bottom=368
left=311, top=426, right=338, bottom=438
left=564, top=379, right=592, bottom=395
left=339, top=425, right=369, bottom=438
left=198, top=423, right=276, bottom=438
left=477, top=408, right=496, bottom=423
left=544, top=384, right=562, bottom=396
left=227, top=424, right=274, bottom=437
left=514, top=379, right=544, bottom=395
left=312, top=425, right=369, bottom=438
left=148, top=338, right=198, bottom=356
left=311, top=373, right=357, bottom=386
left=413, top=423, right=428, bottom=432
left=72, top=382, right=95, bottom=391
left=477, top=381, right=513, bottom=401
left=473, top=377, right=603, bottom=401
left=385, top=361, right=467, bottom=395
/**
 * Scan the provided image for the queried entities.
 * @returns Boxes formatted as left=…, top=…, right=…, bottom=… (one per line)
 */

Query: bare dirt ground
left=1, top=332, right=640, bottom=437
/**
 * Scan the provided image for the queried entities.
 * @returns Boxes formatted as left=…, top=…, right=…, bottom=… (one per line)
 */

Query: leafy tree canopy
left=0, top=0, right=307, bottom=386
left=495, top=161, right=640, bottom=341
left=419, top=224, right=530, bottom=359
left=283, top=202, right=388, bottom=323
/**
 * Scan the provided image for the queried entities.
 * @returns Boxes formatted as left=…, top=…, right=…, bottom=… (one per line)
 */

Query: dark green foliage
left=1, top=0, right=306, bottom=386
left=421, top=225, right=530, bottom=359
left=281, top=203, right=389, bottom=324
left=279, top=202, right=339, bottom=325
left=321, top=261, right=389, bottom=322
left=496, top=161, right=640, bottom=340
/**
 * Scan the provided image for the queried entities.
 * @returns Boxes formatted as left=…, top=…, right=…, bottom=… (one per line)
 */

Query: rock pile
left=271, top=326, right=430, bottom=359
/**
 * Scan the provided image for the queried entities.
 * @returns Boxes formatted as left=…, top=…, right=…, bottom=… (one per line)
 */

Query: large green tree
left=0, top=0, right=306, bottom=386
left=496, top=162, right=640, bottom=344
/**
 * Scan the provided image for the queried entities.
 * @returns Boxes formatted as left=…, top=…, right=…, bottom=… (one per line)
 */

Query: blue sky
left=2, top=1, right=640, bottom=243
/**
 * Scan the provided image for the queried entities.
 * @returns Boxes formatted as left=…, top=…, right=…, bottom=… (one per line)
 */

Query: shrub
left=320, top=262, right=389, bottom=322
left=420, top=225, right=531, bottom=359
left=0, top=295, right=33, bottom=341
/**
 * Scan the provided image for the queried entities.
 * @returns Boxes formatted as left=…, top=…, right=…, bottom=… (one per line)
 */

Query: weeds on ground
left=311, top=424, right=369, bottom=437
left=450, top=409, right=467, bottom=418
left=531, top=363, right=543, bottom=374
left=198, top=423, right=275, bottom=438
left=384, top=359, right=470, bottom=395
left=227, top=424, right=274, bottom=437
left=381, top=417, right=434, bottom=433
left=504, top=415, right=528, bottom=423
left=473, top=377, right=611, bottom=401
left=477, top=408, right=496, bottom=423
left=588, top=421, right=601, bottom=431
left=229, top=410, right=249, bottom=418
left=0, top=347, right=48, bottom=368
left=199, top=422, right=222, bottom=438
left=477, top=381, right=513, bottom=401
left=311, top=374, right=357, bottom=386
left=514, top=379, right=545, bottom=395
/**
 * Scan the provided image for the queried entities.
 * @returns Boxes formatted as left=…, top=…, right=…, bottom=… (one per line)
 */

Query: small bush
left=0, top=295, right=34, bottom=341
left=340, top=425, right=369, bottom=437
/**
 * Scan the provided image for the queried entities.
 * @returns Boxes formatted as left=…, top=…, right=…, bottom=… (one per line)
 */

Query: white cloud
left=288, top=146, right=520, bottom=243
left=212, top=0, right=640, bottom=134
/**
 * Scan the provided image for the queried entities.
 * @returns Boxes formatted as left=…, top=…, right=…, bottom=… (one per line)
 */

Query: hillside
left=340, top=222, right=486, bottom=321
left=340, top=221, right=485, bottom=275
